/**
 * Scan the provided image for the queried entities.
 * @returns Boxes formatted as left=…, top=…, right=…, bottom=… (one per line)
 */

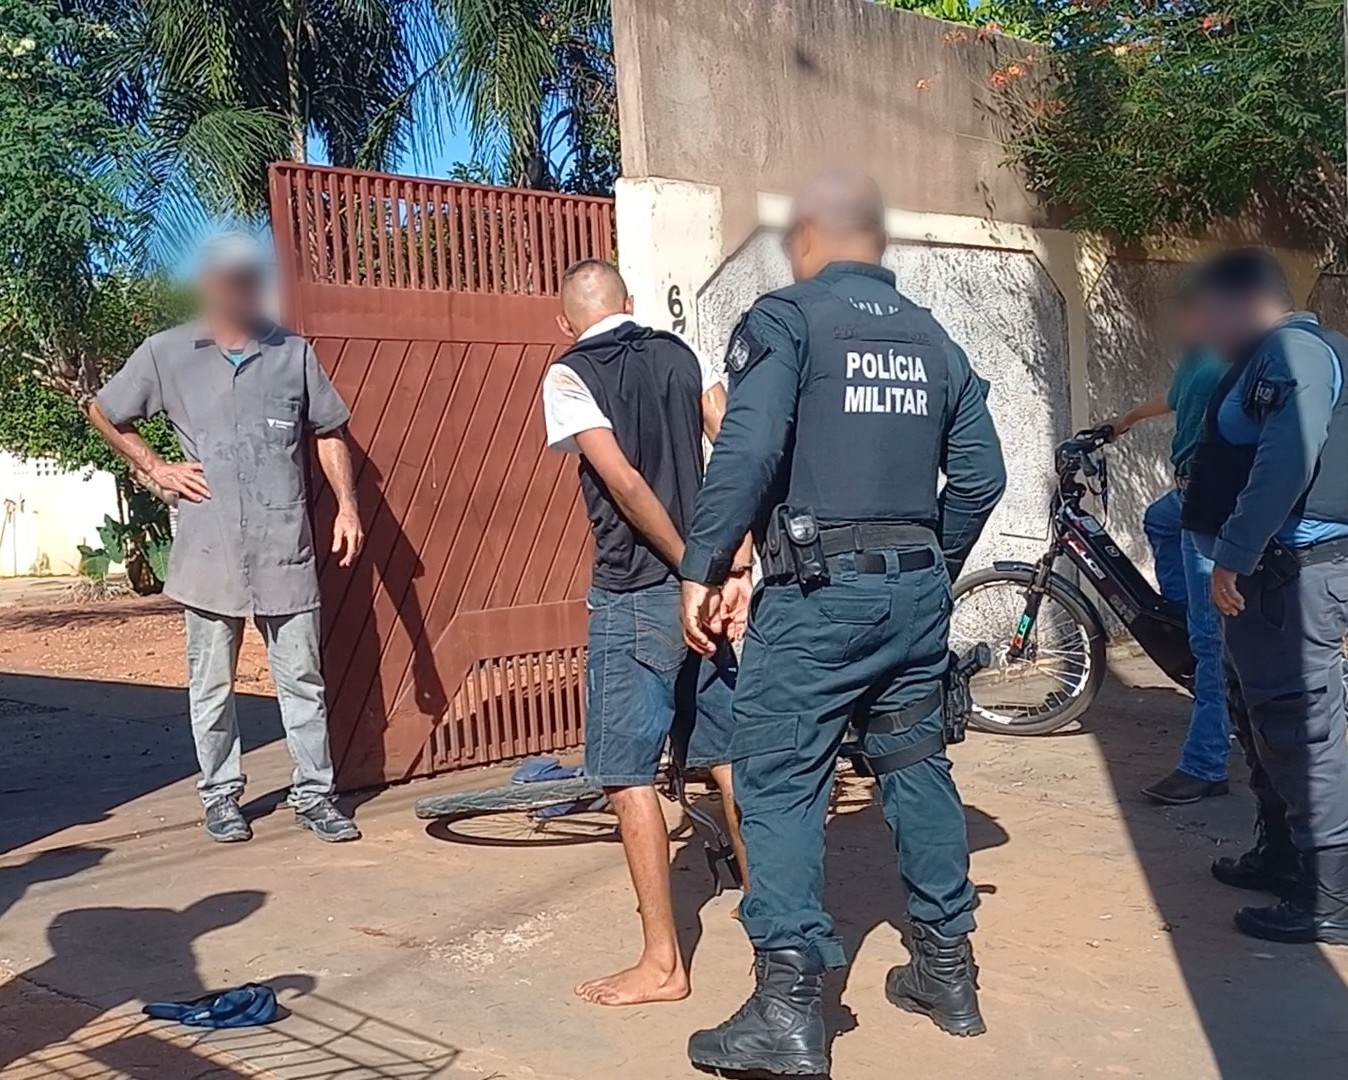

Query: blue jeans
left=1177, top=530, right=1231, bottom=781
left=1143, top=489, right=1187, bottom=605
left=1142, top=490, right=1230, bottom=781
left=186, top=607, right=335, bottom=811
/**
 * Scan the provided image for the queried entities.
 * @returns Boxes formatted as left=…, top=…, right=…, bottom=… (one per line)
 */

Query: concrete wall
left=613, top=0, right=1336, bottom=588
left=0, top=453, right=120, bottom=577
left=614, top=0, right=1047, bottom=253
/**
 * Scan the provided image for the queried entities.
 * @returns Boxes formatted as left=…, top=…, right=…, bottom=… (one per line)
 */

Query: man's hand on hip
left=332, top=508, right=364, bottom=567
left=150, top=461, right=211, bottom=502
left=681, top=580, right=723, bottom=657
left=1211, top=565, right=1245, bottom=617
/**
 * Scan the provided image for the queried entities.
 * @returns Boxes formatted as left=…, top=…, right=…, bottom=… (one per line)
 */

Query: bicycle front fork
left=1006, top=551, right=1059, bottom=662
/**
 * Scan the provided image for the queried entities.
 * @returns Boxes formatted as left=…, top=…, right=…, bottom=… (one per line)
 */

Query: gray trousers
left=1224, top=557, right=1348, bottom=852
left=185, top=607, right=335, bottom=812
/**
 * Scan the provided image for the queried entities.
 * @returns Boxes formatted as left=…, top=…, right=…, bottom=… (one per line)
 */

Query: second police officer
left=678, top=169, right=1007, bottom=1076
left=1182, top=248, right=1348, bottom=945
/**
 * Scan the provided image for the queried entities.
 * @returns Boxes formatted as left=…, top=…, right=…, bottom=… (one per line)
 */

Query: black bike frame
left=1008, top=434, right=1197, bottom=691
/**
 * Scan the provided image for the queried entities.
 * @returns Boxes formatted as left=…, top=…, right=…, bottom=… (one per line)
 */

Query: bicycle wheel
left=951, top=566, right=1107, bottom=735
left=414, top=776, right=604, bottom=820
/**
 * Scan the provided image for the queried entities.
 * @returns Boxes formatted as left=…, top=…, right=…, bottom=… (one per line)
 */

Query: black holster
left=943, top=643, right=992, bottom=747
left=1251, top=539, right=1301, bottom=590
left=858, top=644, right=991, bottom=777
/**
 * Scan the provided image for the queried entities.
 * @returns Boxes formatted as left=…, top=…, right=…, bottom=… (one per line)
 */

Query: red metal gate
left=268, top=163, right=613, bottom=789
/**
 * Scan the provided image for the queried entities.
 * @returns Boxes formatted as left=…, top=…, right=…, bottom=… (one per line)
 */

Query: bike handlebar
left=1054, top=427, right=1112, bottom=511
left=1057, top=427, right=1113, bottom=459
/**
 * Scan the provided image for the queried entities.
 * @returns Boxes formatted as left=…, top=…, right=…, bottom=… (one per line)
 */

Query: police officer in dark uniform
left=678, top=169, right=1006, bottom=1076
left=1183, top=248, right=1348, bottom=945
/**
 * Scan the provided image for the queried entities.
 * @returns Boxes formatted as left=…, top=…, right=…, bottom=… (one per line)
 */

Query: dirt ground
left=0, top=585, right=275, bottom=693
left=2, top=587, right=1348, bottom=1079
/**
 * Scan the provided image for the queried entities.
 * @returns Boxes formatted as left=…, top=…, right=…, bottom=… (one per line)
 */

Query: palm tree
left=436, top=0, right=618, bottom=193
left=68, top=0, right=447, bottom=233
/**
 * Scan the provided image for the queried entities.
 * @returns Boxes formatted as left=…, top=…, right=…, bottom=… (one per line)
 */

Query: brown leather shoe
left=1141, top=769, right=1229, bottom=806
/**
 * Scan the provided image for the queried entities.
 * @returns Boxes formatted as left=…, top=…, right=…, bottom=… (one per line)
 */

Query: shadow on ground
left=0, top=673, right=283, bottom=855
left=0, top=885, right=462, bottom=1078
left=0, top=890, right=270, bottom=1073
left=1088, top=667, right=1348, bottom=1080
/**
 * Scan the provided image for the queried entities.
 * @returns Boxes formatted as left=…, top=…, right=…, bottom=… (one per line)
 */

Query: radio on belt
left=781, top=505, right=827, bottom=586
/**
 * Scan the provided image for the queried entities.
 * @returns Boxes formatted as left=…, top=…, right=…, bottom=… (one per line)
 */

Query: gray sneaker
left=204, top=797, right=252, bottom=843
left=295, top=799, right=361, bottom=842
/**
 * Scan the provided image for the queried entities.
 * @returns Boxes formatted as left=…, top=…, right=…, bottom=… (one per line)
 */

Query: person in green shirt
left=1101, top=295, right=1230, bottom=806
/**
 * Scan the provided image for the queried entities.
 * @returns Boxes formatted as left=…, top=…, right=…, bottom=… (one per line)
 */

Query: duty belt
left=1289, top=535, right=1348, bottom=567
left=819, top=523, right=938, bottom=576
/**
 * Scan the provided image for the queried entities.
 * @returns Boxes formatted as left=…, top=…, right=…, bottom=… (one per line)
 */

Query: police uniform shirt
left=679, top=261, right=1005, bottom=585
left=1194, top=312, right=1348, bottom=575
left=541, top=314, right=720, bottom=453
left=96, top=320, right=351, bottom=618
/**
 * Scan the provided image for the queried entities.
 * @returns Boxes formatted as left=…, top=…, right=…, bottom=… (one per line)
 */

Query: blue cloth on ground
left=142, top=983, right=279, bottom=1028
left=511, top=756, right=584, bottom=784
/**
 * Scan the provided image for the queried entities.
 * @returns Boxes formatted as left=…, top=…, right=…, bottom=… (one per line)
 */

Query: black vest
left=559, top=323, right=706, bottom=591
left=1182, top=321, right=1348, bottom=536
left=780, top=279, right=950, bottom=527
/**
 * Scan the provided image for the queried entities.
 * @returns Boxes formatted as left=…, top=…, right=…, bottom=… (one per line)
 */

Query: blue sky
left=308, top=126, right=477, bottom=181
left=395, top=127, right=477, bottom=180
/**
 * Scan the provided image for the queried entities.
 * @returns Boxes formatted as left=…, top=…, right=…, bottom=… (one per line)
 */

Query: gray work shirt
left=97, top=321, right=351, bottom=618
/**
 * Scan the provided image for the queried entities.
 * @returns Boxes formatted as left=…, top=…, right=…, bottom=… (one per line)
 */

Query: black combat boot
left=1234, top=845, right=1348, bottom=945
left=885, top=923, right=986, bottom=1037
left=687, top=948, right=828, bottom=1077
left=1211, top=802, right=1304, bottom=899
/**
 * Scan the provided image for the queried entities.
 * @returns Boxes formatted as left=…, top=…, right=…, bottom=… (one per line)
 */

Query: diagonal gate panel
left=268, top=163, right=612, bottom=788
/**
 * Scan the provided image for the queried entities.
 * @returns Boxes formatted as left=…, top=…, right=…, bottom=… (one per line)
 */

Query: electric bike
left=951, top=427, right=1199, bottom=735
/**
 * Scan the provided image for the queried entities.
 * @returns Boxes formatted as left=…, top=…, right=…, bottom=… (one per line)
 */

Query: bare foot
left=574, top=961, right=690, bottom=1007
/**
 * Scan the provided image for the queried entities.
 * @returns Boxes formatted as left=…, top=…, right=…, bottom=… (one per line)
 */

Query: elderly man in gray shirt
left=88, top=233, right=364, bottom=844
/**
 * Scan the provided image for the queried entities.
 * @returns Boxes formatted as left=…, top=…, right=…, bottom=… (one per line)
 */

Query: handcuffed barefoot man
left=542, top=260, right=752, bottom=1006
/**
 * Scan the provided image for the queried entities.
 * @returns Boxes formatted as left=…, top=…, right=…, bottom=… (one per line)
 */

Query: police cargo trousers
left=728, top=549, right=978, bottom=969
left=1223, top=558, right=1348, bottom=865
left=185, top=607, right=337, bottom=813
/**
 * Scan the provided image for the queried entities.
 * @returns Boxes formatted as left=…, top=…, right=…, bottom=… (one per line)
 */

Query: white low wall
left=0, top=454, right=120, bottom=577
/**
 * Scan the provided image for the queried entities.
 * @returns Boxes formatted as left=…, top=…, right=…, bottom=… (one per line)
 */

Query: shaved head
left=790, top=168, right=886, bottom=241
left=782, top=168, right=888, bottom=281
left=559, top=259, right=630, bottom=336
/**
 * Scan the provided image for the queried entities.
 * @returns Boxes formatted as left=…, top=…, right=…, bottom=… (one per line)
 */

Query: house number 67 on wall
left=667, top=285, right=687, bottom=334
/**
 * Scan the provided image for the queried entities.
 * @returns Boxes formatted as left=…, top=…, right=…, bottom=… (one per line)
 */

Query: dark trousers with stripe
left=728, top=545, right=977, bottom=969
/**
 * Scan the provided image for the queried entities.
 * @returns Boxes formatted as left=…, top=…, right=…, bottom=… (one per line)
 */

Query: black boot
left=885, top=923, right=986, bottom=1037
left=688, top=948, right=828, bottom=1077
left=1212, top=802, right=1304, bottom=899
left=1234, top=845, right=1348, bottom=945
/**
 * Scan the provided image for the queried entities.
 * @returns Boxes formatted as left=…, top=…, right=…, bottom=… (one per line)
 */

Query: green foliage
left=0, top=3, right=183, bottom=591
left=70, top=0, right=449, bottom=235
left=0, top=273, right=188, bottom=475
left=0, top=0, right=144, bottom=392
left=438, top=0, right=618, bottom=194
left=994, top=0, right=1346, bottom=249
left=877, top=0, right=1030, bottom=34
left=77, top=489, right=172, bottom=589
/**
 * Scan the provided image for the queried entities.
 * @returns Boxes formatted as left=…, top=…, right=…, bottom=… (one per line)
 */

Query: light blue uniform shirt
left=1194, top=313, right=1348, bottom=573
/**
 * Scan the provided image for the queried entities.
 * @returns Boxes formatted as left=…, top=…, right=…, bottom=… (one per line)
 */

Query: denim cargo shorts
left=584, top=579, right=737, bottom=787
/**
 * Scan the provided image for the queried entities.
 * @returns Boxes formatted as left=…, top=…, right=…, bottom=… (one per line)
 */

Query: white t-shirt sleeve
left=692, top=342, right=722, bottom=393
left=542, top=364, right=612, bottom=455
